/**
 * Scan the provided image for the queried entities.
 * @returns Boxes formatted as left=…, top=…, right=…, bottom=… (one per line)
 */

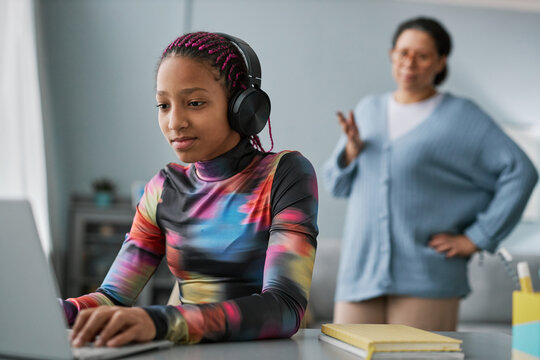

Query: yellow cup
left=512, top=291, right=540, bottom=359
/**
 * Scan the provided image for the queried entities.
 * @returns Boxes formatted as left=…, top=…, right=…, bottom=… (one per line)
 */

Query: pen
left=497, top=248, right=520, bottom=290
left=517, top=261, right=534, bottom=293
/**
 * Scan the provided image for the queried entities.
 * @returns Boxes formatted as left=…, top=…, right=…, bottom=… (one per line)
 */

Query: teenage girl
left=63, top=31, right=318, bottom=346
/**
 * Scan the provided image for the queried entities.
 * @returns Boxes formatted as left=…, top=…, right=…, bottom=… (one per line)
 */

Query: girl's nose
left=168, top=108, right=188, bottom=130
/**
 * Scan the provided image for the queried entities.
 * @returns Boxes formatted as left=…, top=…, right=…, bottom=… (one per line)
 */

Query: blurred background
left=1, top=0, right=539, bottom=329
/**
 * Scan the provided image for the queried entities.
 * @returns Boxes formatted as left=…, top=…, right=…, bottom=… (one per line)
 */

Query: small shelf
left=153, top=277, right=174, bottom=288
left=82, top=276, right=106, bottom=284
left=66, top=195, right=174, bottom=306
left=85, top=236, right=125, bottom=246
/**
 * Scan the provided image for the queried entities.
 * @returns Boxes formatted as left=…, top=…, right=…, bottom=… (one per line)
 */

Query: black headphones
left=217, top=33, right=271, bottom=137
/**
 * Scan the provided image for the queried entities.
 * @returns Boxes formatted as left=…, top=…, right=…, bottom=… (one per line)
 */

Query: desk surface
left=128, top=329, right=511, bottom=360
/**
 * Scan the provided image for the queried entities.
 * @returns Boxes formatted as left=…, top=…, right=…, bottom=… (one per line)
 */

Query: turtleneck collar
left=193, top=138, right=257, bottom=181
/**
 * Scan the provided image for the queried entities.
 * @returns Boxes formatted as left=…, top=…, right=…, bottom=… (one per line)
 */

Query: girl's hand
left=71, top=306, right=156, bottom=347
left=337, top=111, right=364, bottom=166
left=428, top=234, right=478, bottom=258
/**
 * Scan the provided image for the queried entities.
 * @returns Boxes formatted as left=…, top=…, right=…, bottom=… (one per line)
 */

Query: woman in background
left=323, top=17, right=537, bottom=331
left=62, top=31, right=318, bottom=346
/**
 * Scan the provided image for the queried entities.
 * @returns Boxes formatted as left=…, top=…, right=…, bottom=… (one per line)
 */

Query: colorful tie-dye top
left=63, top=139, right=318, bottom=344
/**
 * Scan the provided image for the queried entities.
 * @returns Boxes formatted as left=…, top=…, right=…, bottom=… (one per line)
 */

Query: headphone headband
left=215, top=33, right=262, bottom=88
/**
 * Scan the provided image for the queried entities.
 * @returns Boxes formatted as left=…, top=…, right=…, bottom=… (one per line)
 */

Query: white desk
left=126, top=329, right=511, bottom=360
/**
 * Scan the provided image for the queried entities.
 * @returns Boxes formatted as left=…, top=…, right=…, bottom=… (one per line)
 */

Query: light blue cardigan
left=323, top=93, right=538, bottom=301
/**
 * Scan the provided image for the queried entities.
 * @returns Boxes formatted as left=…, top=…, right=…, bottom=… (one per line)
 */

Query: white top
left=387, top=92, right=444, bottom=141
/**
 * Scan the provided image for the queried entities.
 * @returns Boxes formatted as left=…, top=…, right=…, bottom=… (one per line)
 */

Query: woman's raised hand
left=337, top=111, right=364, bottom=166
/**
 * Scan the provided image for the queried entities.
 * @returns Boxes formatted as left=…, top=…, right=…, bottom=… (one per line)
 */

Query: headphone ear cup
left=229, top=88, right=271, bottom=137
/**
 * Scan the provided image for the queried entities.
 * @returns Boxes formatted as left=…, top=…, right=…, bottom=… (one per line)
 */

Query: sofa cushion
left=309, top=238, right=340, bottom=322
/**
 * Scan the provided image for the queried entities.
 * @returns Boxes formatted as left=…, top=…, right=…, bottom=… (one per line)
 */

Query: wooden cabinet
left=66, top=196, right=174, bottom=305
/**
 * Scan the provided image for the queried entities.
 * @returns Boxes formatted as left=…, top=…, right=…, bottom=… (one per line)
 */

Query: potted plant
left=92, top=178, right=116, bottom=207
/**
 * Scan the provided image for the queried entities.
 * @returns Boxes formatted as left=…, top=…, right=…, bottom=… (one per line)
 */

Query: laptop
left=0, top=199, right=173, bottom=359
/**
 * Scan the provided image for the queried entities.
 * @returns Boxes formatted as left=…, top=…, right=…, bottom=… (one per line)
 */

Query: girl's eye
left=156, top=103, right=170, bottom=110
left=188, top=101, right=205, bottom=107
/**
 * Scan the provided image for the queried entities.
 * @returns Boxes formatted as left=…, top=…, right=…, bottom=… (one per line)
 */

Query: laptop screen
left=0, top=200, right=173, bottom=360
left=0, top=199, right=75, bottom=359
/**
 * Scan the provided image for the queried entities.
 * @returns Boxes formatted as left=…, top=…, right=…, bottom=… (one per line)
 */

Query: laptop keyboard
left=72, top=343, right=120, bottom=359
left=66, top=330, right=173, bottom=359
left=70, top=338, right=173, bottom=360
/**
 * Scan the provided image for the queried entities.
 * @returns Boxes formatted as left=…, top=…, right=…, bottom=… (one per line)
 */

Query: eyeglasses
left=391, top=49, right=438, bottom=65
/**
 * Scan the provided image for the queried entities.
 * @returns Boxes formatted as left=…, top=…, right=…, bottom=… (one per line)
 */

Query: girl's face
left=156, top=56, right=240, bottom=163
left=390, top=29, right=446, bottom=93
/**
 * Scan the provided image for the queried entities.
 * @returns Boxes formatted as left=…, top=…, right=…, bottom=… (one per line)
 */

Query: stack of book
left=319, top=324, right=464, bottom=359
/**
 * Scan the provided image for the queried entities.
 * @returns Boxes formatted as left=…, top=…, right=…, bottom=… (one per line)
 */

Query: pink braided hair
left=160, top=32, right=273, bottom=152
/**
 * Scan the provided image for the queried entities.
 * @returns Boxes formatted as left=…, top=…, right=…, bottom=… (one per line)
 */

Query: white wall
left=37, top=0, right=188, bottom=274
left=37, top=0, right=540, bottom=268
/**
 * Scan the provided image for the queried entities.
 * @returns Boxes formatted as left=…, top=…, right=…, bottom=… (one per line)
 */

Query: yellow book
left=320, top=324, right=464, bottom=360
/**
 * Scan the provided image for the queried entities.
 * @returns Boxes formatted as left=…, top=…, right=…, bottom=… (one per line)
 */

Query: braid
left=160, top=31, right=272, bottom=152
left=249, top=118, right=274, bottom=153
left=161, top=32, right=248, bottom=100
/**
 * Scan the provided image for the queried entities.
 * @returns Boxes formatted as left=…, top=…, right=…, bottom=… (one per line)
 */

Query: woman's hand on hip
left=71, top=306, right=156, bottom=347
left=428, top=234, right=478, bottom=258
left=337, top=111, right=364, bottom=166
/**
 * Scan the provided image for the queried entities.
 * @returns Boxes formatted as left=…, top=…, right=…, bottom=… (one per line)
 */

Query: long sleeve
left=322, top=135, right=359, bottom=198
left=322, top=97, right=380, bottom=198
left=144, top=152, right=318, bottom=344
left=63, top=173, right=166, bottom=325
left=464, top=124, right=538, bottom=252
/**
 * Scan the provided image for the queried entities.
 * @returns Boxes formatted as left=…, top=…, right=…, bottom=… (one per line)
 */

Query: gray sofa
left=308, top=238, right=540, bottom=333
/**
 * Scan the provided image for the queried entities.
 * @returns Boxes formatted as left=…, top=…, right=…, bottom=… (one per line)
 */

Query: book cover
left=320, top=324, right=464, bottom=360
